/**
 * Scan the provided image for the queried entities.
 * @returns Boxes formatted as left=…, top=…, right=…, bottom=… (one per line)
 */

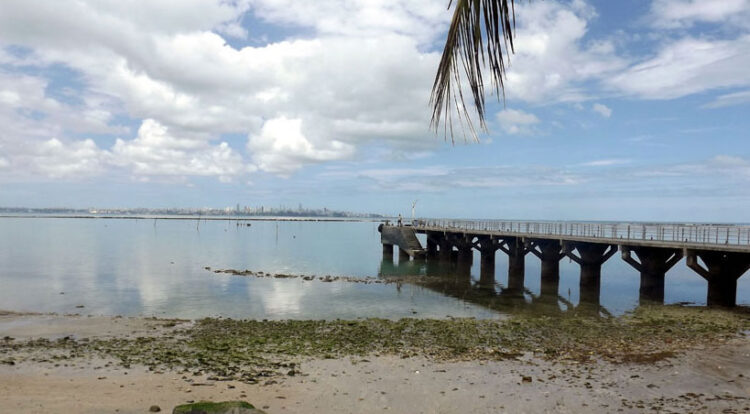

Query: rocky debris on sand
left=211, top=268, right=445, bottom=286
left=172, top=401, right=265, bottom=414
left=149, top=405, right=161, bottom=412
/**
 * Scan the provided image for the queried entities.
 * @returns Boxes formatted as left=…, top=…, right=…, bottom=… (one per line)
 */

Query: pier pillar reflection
left=479, top=254, right=495, bottom=287
left=686, top=250, right=750, bottom=307
left=564, top=242, right=617, bottom=306
left=621, top=246, right=682, bottom=304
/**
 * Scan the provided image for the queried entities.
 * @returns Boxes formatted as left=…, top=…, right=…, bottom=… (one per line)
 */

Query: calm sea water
left=1, top=217, right=748, bottom=319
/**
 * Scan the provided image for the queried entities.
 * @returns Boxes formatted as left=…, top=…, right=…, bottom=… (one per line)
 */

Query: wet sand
left=1, top=313, right=749, bottom=413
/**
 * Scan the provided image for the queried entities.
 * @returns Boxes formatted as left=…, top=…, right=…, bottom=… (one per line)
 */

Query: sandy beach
left=2, top=311, right=749, bottom=413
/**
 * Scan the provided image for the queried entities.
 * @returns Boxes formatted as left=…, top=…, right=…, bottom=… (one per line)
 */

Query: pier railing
left=413, top=219, right=750, bottom=247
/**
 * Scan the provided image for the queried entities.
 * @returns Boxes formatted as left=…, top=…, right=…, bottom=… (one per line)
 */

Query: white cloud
left=634, top=155, right=750, bottom=181
left=650, top=0, right=750, bottom=28
left=503, top=1, right=625, bottom=103
left=0, top=0, right=446, bottom=181
left=27, top=138, right=106, bottom=178
left=607, top=35, right=750, bottom=99
left=357, top=164, right=583, bottom=192
left=579, top=159, right=629, bottom=167
left=1, top=0, right=749, bottom=189
left=112, top=119, right=250, bottom=180
left=247, top=0, right=449, bottom=45
left=248, top=117, right=354, bottom=176
left=592, top=103, right=612, bottom=118
left=704, top=89, right=750, bottom=108
left=495, top=109, right=540, bottom=135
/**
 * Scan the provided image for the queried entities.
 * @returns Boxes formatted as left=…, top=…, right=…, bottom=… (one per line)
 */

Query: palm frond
left=430, top=0, right=516, bottom=143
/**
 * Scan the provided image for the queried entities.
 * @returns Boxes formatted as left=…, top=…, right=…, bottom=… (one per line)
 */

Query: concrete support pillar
left=438, top=238, right=453, bottom=262
left=564, top=242, right=617, bottom=305
left=528, top=239, right=565, bottom=298
left=498, top=237, right=529, bottom=294
left=426, top=238, right=438, bottom=260
left=686, top=250, right=750, bottom=307
left=398, top=248, right=410, bottom=263
left=382, top=243, right=394, bottom=261
left=621, top=246, right=682, bottom=304
left=475, top=236, right=501, bottom=288
left=449, top=234, right=475, bottom=268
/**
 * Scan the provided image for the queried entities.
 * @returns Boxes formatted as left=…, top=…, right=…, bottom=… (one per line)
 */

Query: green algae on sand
left=1, top=305, right=748, bottom=384
left=172, top=400, right=264, bottom=414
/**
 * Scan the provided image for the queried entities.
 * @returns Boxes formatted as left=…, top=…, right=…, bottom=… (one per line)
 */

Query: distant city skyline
left=1, top=1, right=750, bottom=222
left=0, top=204, right=385, bottom=218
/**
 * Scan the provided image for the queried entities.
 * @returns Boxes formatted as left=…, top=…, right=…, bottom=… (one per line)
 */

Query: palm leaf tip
left=430, top=0, right=517, bottom=143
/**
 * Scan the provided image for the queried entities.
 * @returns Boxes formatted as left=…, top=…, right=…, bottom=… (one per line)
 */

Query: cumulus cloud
left=0, top=0, right=447, bottom=181
left=503, top=1, right=625, bottom=103
left=592, top=103, right=612, bottom=118
left=112, top=119, right=249, bottom=181
left=1, top=0, right=748, bottom=188
left=0, top=71, right=115, bottom=179
left=248, top=117, right=354, bottom=176
left=12, top=138, right=107, bottom=179
left=495, top=109, right=540, bottom=135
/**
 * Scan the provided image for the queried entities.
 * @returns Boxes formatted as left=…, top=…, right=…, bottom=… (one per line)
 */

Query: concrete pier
left=621, top=246, right=682, bottom=303
left=686, top=250, right=750, bottom=306
left=379, top=219, right=750, bottom=307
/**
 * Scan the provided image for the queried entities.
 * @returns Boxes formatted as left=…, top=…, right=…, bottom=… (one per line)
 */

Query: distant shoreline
left=0, top=214, right=387, bottom=222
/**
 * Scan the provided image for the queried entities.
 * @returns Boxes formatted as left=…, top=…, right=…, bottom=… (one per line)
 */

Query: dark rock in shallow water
left=172, top=401, right=265, bottom=414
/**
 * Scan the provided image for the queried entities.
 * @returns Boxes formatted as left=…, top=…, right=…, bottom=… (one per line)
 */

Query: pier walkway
left=379, top=219, right=750, bottom=307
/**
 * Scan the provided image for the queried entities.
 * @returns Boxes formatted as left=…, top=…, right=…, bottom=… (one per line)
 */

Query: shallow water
left=0, top=217, right=748, bottom=319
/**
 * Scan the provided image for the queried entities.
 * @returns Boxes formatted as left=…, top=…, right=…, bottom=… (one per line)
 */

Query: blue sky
left=1, top=0, right=750, bottom=221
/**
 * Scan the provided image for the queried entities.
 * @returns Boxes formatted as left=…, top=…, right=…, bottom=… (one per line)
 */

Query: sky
left=1, top=0, right=750, bottom=222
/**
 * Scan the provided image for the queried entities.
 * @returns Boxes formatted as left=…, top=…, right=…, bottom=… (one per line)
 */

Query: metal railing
left=412, top=219, right=750, bottom=247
